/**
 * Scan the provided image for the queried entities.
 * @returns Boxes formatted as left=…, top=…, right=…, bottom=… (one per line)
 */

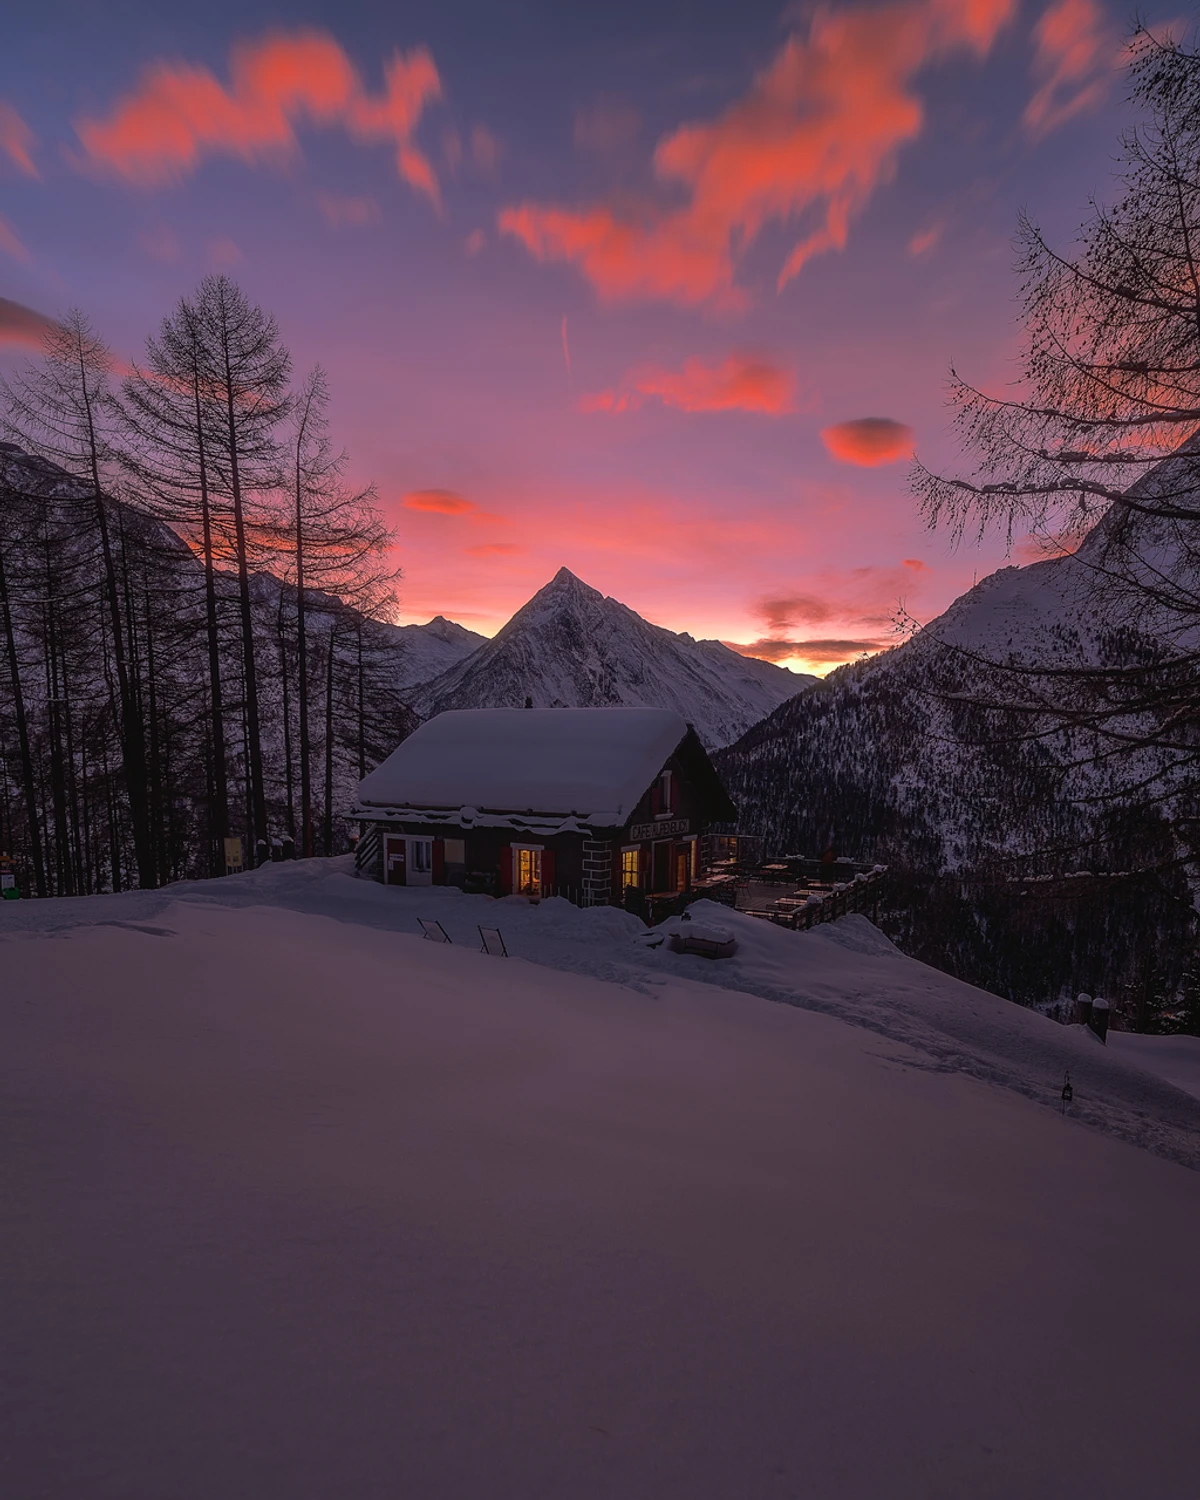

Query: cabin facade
left=352, top=707, right=737, bottom=907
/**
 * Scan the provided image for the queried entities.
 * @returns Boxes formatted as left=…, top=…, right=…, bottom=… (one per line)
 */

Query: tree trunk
left=323, top=625, right=337, bottom=857
left=78, top=350, right=155, bottom=888
left=0, top=531, right=46, bottom=895
left=221, top=338, right=268, bottom=856
left=194, top=377, right=228, bottom=873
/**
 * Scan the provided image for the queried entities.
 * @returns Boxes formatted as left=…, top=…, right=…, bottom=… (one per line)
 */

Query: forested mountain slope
left=0, top=443, right=417, bottom=891
left=717, top=487, right=1195, bottom=1013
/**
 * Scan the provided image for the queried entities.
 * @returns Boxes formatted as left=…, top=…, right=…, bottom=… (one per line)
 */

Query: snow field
left=2, top=876, right=1199, bottom=1498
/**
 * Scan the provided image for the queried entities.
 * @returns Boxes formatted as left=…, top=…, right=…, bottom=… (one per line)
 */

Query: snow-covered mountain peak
left=409, top=568, right=815, bottom=748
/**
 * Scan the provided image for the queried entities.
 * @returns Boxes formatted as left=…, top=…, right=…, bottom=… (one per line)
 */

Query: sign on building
left=628, top=817, right=693, bottom=842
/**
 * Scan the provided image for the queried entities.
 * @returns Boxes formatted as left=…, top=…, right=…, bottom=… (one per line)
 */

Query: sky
left=0, top=0, right=1171, bottom=673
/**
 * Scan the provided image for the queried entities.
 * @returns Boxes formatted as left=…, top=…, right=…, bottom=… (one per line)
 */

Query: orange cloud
left=0, top=101, right=36, bottom=177
left=582, top=353, right=797, bottom=416
left=317, top=192, right=381, bottom=226
left=499, top=0, right=1014, bottom=306
left=821, top=417, right=914, bottom=465
left=75, top=29, right=442, bottom=205
left=1024, top=0, right=1114, bottom=138
left=728, top=636, right=885, bottom=664
left=0, top=296, right=58, bottom=347
left=0, top=215, right=30, bottom=263
left=403, top=488, right=474, bottom=514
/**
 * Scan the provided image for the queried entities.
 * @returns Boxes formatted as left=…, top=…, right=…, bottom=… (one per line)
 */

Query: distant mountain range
left=386, top=615, right=487, bottom=689
left=400, top=567, right=815, bottom=749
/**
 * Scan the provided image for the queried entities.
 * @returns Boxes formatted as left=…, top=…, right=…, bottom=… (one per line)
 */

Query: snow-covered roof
left=356, top=707, right=690, bottom=826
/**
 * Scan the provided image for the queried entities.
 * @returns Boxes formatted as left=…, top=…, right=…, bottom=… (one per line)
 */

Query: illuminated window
left=516, top=847, right=542, bottom=894
left=621, top=847, right=641, bottom=888
left=444, top=838, right=466, bottom=864
left=688, top=839, right=699, bottom=879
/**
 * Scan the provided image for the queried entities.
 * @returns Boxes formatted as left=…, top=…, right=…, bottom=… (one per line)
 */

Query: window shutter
left=433, top=839, right=445, bottom=883
left=499, top=845, right=513, bottom=894
left=541, top=848, right=555, bottom=896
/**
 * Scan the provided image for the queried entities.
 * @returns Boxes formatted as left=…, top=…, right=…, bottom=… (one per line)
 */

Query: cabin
left=351, top=706, right=737, bottom=907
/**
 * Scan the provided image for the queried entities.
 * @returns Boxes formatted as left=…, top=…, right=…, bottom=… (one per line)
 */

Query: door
left=675, top=847, right=689, bottom=892
left=652, top=840, right=671, bottom=892
left=384, top=836, right=406, bottom=886
left=406, top=837, right=434, bottom=886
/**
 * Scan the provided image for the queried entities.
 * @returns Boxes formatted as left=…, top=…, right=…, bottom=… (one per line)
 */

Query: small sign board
left=223, top=836, right=244, bottom=875
left=629, top=816, right=692, bottom=842
left=479, top=926, right=508, bottom=957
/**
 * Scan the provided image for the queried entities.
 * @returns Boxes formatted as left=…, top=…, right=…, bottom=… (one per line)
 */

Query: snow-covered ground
left=3, top=860, right=1198, bottom=1498
left=1108, top=1031, right=1200, bottom=1101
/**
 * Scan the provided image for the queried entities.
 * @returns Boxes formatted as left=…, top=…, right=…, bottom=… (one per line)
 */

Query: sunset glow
left=1, top=0, right=1143, bottom=673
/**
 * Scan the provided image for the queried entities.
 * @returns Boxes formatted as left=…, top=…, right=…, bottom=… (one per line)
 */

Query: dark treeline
left=0, top=277, right=412, bottom=895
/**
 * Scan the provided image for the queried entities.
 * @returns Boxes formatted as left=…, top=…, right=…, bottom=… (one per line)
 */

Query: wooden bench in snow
left=418, top=918, right=451, bottom=944
left=668, top=916, right=737, bottom=960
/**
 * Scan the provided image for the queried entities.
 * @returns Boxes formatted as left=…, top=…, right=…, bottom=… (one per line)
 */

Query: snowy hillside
left=3, top=861, right=1198, bottom=1498
left=412, top=567, right=814, bottom=748
left=379, top=614, right=487, bottom=688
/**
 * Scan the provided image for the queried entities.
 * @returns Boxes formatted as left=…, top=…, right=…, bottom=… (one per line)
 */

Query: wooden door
left=384, top=836, right=406, bottom=885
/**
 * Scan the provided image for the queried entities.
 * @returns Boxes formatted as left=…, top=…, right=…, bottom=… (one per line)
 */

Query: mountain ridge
left=408, top=566, right=815, bottom=748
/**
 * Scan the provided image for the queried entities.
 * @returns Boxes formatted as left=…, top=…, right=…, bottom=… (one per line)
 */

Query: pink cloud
left=464, top=228, right=486, bottom=255
left=317, top=192, right=381, bottom=227
left=207, top=235, right=243, bottom=269
left=729, top=558, right=930, bottom=667
left=907, top=221, right=943, bottom=255
left=574, top=101, right=641, bottom=153
left=0, top=101, right=36, bottom=177
left=0, top=215, right=30, bottom=263
left=1024, top=0, right=1114, bottom=138
left=499, top=0, right=1015, bottom=306
left=821, top=417, right=914, bottom=465
left=470, top=124, right=501, bottom=173
left=467, top=542, right=523, bottom=557
left=0, top=296, right=56, bottom=347
left=75, top=30, right=443, bottom=206
left=138, top=223, right=183, bottom=262
left=582, top=353, right=798, bottom=416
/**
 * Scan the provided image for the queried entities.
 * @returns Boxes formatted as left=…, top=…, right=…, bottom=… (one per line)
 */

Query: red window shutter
left=540, top=848, right=555, bottom=896
left=433, top=839, right=445, bottom=883
left=499, top=845, right=513, bottom=894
